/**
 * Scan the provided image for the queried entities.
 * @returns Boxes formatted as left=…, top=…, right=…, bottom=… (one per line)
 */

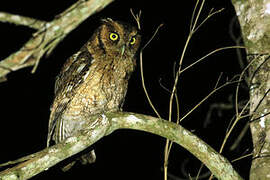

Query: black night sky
left=0, top=0, right=251, bottom=179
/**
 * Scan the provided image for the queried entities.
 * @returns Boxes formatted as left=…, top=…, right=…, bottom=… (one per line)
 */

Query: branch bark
left=0, top=0, right=114, bottom=82
left=0, top=112, right=243, bottom=180
left=0, top=12, right=46, bottom=29
left=231, top=1, right=270, bottom=179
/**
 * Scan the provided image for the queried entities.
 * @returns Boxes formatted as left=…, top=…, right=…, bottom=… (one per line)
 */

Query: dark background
left=0, top=0, right=251, bottom=179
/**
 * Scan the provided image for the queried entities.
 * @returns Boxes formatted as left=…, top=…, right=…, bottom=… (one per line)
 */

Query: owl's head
left=92, top=18, right=141, bottom=58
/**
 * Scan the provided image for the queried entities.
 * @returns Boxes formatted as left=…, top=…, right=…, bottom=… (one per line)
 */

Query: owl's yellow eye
left=109, top=33, right=119, bottom=41
left=130, top=37, right=136, bottom=45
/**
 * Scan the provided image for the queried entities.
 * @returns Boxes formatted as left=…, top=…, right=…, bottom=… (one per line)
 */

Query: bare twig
left=163, top=0, right=204, bottom=175
left=231, top=153, right=253, bottom=163
left=193, top=8, right=225, bottom=33
left=139, top=24, right=164, bottom=119
left=164, top=1, right=227, bottom=179
left=235, top=54, right=259, bottom=116
left=230, top=122, right=250, bottom=151
left=131, top=9, right=163, bottom=120
left=130, top=9, right=142, bottom=30
left=179, top=46, right=246, bottom=74
left=180, top=79, right=241, bottom=122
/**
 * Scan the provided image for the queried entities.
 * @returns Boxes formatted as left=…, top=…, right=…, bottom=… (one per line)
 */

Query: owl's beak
left=121, top=45, right=126, bottom=56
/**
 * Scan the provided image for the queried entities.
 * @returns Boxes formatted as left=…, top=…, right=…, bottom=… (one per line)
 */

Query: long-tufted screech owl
left=47, top=18, right=141, bottom=167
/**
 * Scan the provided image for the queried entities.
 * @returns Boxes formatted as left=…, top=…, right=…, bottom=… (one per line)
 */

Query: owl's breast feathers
left=47, top=44, right=135, bottom=145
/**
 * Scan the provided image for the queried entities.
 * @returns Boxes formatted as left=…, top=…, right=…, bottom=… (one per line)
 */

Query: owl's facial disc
left=97, top=19, right=141, bottom=58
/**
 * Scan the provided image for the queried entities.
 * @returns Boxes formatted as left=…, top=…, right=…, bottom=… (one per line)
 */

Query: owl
left=47, top=18, right=141, bottom=167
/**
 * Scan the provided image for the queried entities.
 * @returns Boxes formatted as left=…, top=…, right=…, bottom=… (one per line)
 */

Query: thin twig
left=235, top=53, right=257, bottom=118
left=139, top=24, right=164, bottom=119
left=179, top=46, right=246, bottom=74
left=230, top=122, right=250, bottom=151
left=180, top=80, right=241, bottom=122
left=193, top=8, right=225, bottom=33
left=130, top=9, right=164, bottom=118
left=130, top=9, right=142, bottom=30
left=215, top=72, right=224, bottom=89
left=164, top=1, right=227, bottom=179
left=190, top=0, right=200, bottom=32
left=231, top=153, right=253, bottom=163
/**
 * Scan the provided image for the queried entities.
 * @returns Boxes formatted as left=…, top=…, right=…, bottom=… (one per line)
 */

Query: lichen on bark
left=0, top=112, right=243, bottom=180
left=232, top=0, right=270, bottom=179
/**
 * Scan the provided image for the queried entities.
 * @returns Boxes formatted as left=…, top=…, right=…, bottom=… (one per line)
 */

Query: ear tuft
left=100, top=18, right=114, bottom=24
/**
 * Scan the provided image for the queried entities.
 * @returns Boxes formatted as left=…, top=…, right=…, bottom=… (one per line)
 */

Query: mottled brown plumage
left=47, top=18, right=141, bottom=167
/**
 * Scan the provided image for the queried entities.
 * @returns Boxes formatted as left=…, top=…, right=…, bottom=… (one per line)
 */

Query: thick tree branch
left=0, top=112, right=242, bottom=180
left=0, top=12, right=46, bottom=29
left=0, top=0, right=114, bottom=82
left=231, top=1, right=270, bottom=179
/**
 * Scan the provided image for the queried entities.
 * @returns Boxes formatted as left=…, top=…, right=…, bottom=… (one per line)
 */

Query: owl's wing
left=54, top=46, right=93, bottom=96
left=47, top=45, right=93, bottom=147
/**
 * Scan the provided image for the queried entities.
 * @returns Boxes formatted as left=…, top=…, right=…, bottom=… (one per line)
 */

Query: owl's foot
left=79, top=150, right=96, bottom=165
left=61, top=150, right=96, bottom=172
left=61, top=161, right=76, bottom=172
